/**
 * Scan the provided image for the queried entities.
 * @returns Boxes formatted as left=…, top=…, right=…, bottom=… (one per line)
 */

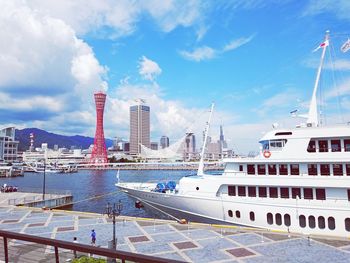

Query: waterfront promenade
left=0, top=203, right=350, bottom=262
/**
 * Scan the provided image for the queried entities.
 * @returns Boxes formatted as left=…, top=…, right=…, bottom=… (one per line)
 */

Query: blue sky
left=1, top=0, right=350, bottom=153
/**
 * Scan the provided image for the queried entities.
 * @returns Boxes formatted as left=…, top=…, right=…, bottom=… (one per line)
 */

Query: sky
left=2, top=0, right=350, bottom=154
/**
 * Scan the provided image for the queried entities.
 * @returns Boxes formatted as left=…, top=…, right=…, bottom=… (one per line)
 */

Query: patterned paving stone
left=183, top=244, right=231, bottom=263
left=184, top=229, right=220, bottom=240
left=2, top=219, right=19, bottom=223
left=155, top=252, right=187, bottom=262
left=133, top=241, right=173, bottom=254
left=173, top=241, right=197, bottom=250
left=313, top=238, right=350, bottom=248
left=28, top=223, right=46, bottom=227
left=57, top=226, right=75, bottom=232
left=129, top=235, right=150, bottom=243
left=151, top=232, right=188, bottom=243
left=246, top=238, right=350, bottom=263
left=136, top=220, right=163, bottom=227
left=227, top=248, right=256, bottom=258
left=142, top=224, right=176, bottom=234
left=197, top=237, right=237, bottom=250
left=229, top=233, right=270, bottom=246
left=261, top=232, right=293, bottom=241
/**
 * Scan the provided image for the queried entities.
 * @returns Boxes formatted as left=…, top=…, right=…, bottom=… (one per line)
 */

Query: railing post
left=54, top=246, right=59, bottom=263
left=3, top=237, right=9, bottom=263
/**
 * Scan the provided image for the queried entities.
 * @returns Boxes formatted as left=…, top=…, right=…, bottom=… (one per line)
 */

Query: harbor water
left=0, top=169, right=203, bottom=219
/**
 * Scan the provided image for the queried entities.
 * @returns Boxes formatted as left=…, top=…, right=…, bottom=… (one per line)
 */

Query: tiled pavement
left=0, top=206, right=350, bottom=262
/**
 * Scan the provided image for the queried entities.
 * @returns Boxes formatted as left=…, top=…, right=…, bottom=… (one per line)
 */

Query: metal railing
left=0, top=230, right=185, bottom=263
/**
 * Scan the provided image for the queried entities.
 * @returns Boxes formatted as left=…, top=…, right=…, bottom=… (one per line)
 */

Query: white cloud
left=138, top=56, right=162, bottom=81
left=303, top=0, right=350, bottom=20
left=179, top=46, right=216, bottom=62
left=179, top=35, right=254, bottom=61
left=26, top=0, right=205, bottom=38
left=223, top=35, right=255, bottom=51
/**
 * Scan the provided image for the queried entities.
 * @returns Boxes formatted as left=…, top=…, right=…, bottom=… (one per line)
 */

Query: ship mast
left=198, top=103, right=214, bottom=176
left=307, top=30, right=330, bottom=127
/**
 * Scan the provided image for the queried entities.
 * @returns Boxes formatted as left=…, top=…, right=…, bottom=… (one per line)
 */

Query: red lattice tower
left=90, top=91, right=108, bottom=164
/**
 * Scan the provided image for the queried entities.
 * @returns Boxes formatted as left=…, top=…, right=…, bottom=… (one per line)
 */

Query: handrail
left=0, top=230, right=185, bottom=263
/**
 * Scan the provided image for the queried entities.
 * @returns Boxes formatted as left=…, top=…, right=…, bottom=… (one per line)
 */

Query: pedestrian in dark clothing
left=91, top=229, right=96, bottom=245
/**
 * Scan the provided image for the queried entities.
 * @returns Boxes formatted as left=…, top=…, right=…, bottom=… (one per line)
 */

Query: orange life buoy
left=263, top=150, right=271, bottom=158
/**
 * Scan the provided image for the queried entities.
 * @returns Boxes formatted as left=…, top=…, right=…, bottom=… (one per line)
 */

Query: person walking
left=91, top=229, right=96, bottom=246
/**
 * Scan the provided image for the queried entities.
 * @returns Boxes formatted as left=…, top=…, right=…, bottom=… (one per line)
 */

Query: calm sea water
left=0, top=169, right=201, bottom=219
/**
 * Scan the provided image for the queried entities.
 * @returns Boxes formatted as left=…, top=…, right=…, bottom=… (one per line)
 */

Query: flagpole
left=307, top=30, right=329, bottom=127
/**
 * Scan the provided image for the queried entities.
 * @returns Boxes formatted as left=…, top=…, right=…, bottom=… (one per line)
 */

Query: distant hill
left=15, top=128, right=113, bottom=151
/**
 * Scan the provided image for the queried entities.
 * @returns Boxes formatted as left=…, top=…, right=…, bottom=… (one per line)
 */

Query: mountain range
left=15, top=128, right=113, bottom=151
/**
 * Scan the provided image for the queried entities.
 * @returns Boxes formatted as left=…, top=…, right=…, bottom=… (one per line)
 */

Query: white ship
left=117, top=31, right=350, bottom=238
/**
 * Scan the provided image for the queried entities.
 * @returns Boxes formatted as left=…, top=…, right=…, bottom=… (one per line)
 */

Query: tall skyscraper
left=90, top=91, right=108, bottom=163
left=160, top=136, right=169, bottom=149
left=219, top=125, right=228, bottom=149
left=129, top=100, right=150, bottom=155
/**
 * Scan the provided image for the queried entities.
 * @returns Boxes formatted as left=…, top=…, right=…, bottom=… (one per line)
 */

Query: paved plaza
left=0, top=205, right=350, bottom=262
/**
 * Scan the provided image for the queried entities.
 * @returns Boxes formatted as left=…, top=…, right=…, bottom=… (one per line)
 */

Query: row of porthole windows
left=228, top=210, right=255, bottom=221
left=266, top=213, right=291, bottom=227
left=299, top=215, right=335, bottom=230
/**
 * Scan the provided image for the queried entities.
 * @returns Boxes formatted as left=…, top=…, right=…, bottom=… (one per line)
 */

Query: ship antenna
left=198, top=102, right=214, bottom=176
left=307, top=30, right=330, bottom=127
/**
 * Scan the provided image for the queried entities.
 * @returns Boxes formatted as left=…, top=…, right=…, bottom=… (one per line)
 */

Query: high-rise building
left=160, top=136, right=169, bottom=149
left=151, top=142, right=158, bottom=150
left=219, top=125, right=228, bottom=149
left=129, top=100, right=150, bottom=155
left=0, top=127, right=19, bottom=163
left=90, top=91, right=108, bottom=164
left=183, top=133, right=196, bottom=160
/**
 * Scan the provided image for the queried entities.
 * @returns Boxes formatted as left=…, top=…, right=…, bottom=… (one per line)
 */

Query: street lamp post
left=42, top=159, right=46, bottom=201
left=105, top=200, right=123, bottom=249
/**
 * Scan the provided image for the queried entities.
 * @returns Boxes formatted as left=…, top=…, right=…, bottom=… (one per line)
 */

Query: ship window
left=331, top=140, right=341, bottom=152
left=320, top=164, right=330, bottom=176
left=344, top=139, right=350, bottom=151
left=309, top=216, right=316, bottom=228
left=248, top=186, right=256, bottom=197
left=284, top=214, right=291, bottom=227
left=228, top=210, right=233, bottom=217
left=307, top=140, right=316, bottom=152
left=348, top=189, right=350, bottom=201
left=299, top=215, right=306, bottom=228
left=318, top=140, right=328, bottom=152
left=228, top=185, right=236, bottom=196
left=308, top=164, right=317, bottom=176
left=280, top=187, right=289, bottom=198
left=247, top=164, right=255, bottom=175
left=316, top=188, right=326, bottom=200
left=239, top=165, right=243, bottom=171
left=250, top=211, right=255, bottom=221
left=259, top=187, right=267, bottom=197
left=268, top=164, right=277, bottom=175
left=333, top=164, right=343, bottom=176
left=276, top=213, right=282, bottom=225
left=236, top=210, right=241, bottom=218
left=292, top=188, right=301, bottom=199
left=275, top=132, right=292, bottom=136
left=304, top=188, right=313, bottom=199
left=269, top=139, right=287, bottom=149
left=318, top=216, right=325, bottom=229
left=345, top=218, right=350, bottom=232
left=328, top=217, right=336, bottom=230
left=267, top=213, right=273, bottom=225
left=346, top=164, right=350, bottom=176
left=196, top=187, right=199, bottom=191
left=290, top=164, right=299, bottom=175
left=257, top=164, right=266, bottom=175
left=269, top=187, right=278, bottom=198
left=279, top=164, right=288, bottom=175
left=238, top=186, right=246, bottom=196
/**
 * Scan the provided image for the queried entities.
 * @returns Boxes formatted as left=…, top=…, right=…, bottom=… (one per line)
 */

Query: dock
left=0, top=205, right=349, bottom=262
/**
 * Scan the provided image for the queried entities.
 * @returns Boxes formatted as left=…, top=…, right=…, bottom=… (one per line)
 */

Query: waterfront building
left=183, top=133, right=196, bottom=160
left=90, top=91, right=108, bottom=164
left=151, top=142, right=158, bottom=150
left=129, top=100, right=150, bottom=155
left=0, top=127, right=19, bottom=163
left=160, top=136, right=169, bottom=149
